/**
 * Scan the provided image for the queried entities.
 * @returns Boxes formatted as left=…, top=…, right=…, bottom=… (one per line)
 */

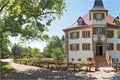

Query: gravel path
left=1, top=59, right=43, bottom=72
left=1, top=59, right=120, bottom=80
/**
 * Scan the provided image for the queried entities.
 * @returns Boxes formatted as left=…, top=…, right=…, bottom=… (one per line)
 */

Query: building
left=63, top=0, right=120, bottom=67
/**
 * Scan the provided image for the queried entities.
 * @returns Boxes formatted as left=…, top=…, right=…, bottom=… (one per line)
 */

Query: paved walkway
left=1, top=59, right=43, bottom=72
left=1, top=59, right=120, bottom=80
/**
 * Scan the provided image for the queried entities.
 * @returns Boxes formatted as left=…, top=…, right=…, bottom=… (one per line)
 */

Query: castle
left=63, top=0, right=120, bottom=67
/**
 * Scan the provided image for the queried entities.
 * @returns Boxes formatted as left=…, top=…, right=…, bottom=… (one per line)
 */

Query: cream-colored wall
left=107, top=30, right=120, bottom=59
left=68, top=29, right=93, bottom=63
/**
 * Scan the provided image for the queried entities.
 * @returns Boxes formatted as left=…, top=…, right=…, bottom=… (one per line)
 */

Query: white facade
left=107, top=30, right=120, bottom=58
left=63, top=0, right=120, bottom=66
left=68, top=29, right=93, bottom=63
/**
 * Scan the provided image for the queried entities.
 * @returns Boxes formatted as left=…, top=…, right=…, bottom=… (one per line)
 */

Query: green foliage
left=0, top=0, right=66, bottom=58
left=51, top=48, right=64, bottom=60
left=0, top=0, right=66, bottom=41
left=43, top=35, right=65, bottom=60
left=11, top=44, right=21, bottom=59
left=117, top=30, right=120, bottom=38
left=0, top=61, right=16, bottom=73
left=20, top=46, right=42, bottom=59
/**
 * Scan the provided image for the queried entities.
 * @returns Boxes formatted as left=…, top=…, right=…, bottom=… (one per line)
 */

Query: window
left=106, top=43, right=114, bottom=50
left=71, top=58, right=74, bottom=61
left=114, top=16, right=120, bottom=26
left=117, top=44, right=120, bottom=51
left=87, top=57, right=92, bottom=62
left=107, top=30, right=114, bottom=38
left=96, top=28, right=102, bottom=35
left=93, top=27, right=105, bottom=35
left=82, top=43, right=90, bottom=50
left=70, top=32, right=79, bottom=39
left=78, top=58, right=81, bottom=61
left=77, top=17, right=84, bottom=26
left=93, top=13, right=105, bottom=21
left=70, top=44, right=79, bottom=51
left=82, top=31, right=90, bottom=38
left=96, top=14, right=102, bottom=21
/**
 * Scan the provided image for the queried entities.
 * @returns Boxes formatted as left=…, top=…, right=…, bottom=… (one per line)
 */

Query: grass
left=0, top=61, right=16, bottom=74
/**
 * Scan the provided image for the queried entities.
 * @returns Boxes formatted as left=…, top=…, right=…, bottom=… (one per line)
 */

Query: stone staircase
left=95, top=56, right=108, bottom=67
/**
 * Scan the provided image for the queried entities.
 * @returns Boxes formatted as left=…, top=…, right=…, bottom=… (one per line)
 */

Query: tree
left=11, top=44, right=21, bottom=59
left=43, top=35, right=65, bottom=60
left=0, top=0, right=66, bottom=58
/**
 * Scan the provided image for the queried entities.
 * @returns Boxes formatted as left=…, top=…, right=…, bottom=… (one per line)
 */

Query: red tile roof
left=63, top=13, right=115, bottom=31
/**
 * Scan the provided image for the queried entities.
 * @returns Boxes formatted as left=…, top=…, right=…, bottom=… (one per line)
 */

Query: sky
left=10, top=0, right=120, bottom=52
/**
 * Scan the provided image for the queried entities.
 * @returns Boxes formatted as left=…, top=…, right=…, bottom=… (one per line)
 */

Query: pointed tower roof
left=93, top=0, right=104, bottom=8
left=91, top=0, right=107, bottom=10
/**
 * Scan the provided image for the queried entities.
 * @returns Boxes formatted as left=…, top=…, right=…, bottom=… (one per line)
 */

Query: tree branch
left=0, top=1, right=9, bottom=12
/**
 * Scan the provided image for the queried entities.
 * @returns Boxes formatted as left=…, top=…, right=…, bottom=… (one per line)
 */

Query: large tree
left=0, top=0, right=66, bottom=58
left=43, top=35, right=65, bottom=60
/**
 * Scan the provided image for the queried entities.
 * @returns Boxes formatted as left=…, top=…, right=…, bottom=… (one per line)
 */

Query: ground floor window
left=70, top=44, right=79, bottom=51
left=117, top=44, right=120, bottom=51
left=82, top=43, right=90, bottom=50
left=106, top=43, right=114, bottom=50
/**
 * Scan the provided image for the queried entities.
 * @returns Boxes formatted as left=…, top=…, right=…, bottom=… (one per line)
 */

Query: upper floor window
left=93, top=27, right=105, bottom=35
left=82, top=31, right=90, bottom=38
left=70, top=44, right=79, bottom=51
left=82, top=43, right=90, bottom=51
left=96, top=14, right=102, bottom=21
left=77, top=17, right=85, bottom=26
left=107, top=30, right=114, bottom=38
left=93, top=13, right=105, bottom=21
left=117, top=44, right=120, bottom=51
left=96, top=28, right=102, bottom=35
left=70, top=32, right=79, bottom=39
left=114, top=16, right=120, bottom=26
left=106, top=43, right=114, bottom=50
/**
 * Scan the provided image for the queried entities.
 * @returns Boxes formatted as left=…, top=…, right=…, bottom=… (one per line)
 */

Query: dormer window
left=114, top=16, right=120, bottom=26
left=77, top=17, right=84, bottom=26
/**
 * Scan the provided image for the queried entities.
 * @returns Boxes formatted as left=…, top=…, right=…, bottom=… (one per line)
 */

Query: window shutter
left=82, top=44, right=86, bottom=50
left=93, top=13, right=96, bottom=19
left=77, top=44, right=79, bottom=50
left=117, top=44, right=120, bottom=50
left=70, top=33, right=73, bottom=39
left=111, top=31, right=114, bottom=38
left=110, top=44, right=114, bottom=50
left=82, top=31, right=85, bottom=38
left=70, top=44, right=73, bottom=50
left=102, top=13, right=105, bottom=19
left=77, top=32, right=79, bottom=38
left=102, top=27, right=105, bottom=35
left=93, top=27, right=96, bottom=34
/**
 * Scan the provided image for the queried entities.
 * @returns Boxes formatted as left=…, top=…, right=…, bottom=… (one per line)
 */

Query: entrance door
left=96, top=42, right=103, bottom=56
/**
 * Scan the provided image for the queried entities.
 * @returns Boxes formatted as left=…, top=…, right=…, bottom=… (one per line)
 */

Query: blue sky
left=10, top=0, right=120, bottom=52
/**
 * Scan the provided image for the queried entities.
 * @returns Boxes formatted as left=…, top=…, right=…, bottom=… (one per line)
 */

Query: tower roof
left=91, top=0, right=107, bottom=10
left=93, top=0, right=104, bottom=8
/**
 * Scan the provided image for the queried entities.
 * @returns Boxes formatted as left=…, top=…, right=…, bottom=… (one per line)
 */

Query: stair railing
left=105, top=51, right=112, bottom=66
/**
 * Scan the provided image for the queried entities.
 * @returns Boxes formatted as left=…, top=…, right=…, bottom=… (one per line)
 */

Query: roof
left=91, top=0, right=107, bottom=11
left=93, top=0, right=104, bottom=7
left=63, top=13, right=115, bottom=31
